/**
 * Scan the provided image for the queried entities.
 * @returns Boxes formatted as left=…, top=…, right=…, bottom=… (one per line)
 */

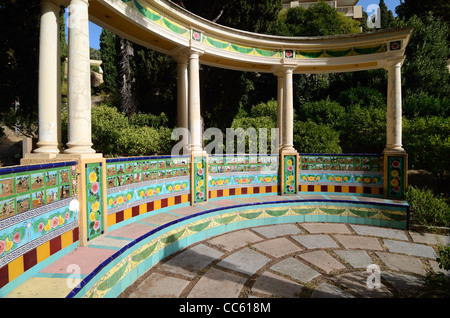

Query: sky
left=86, top=0, right=402, bottom=50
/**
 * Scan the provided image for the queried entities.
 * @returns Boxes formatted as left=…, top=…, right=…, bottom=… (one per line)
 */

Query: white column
left=282, top=68, right=295, bottom=152
left=34, top=0, right=62, bottom=154
left=64, top=0, right=96, bottom=154
left=276, top=73, right=284, bottom=149
left=177, top=56, right=189, bottom=153
left=384, top=58, right=405, bottom=154
left=188, top=50, right=203, bottom=154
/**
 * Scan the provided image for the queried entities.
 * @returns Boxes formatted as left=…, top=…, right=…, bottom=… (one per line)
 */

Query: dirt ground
left=0, top=126, right=24, bottom=167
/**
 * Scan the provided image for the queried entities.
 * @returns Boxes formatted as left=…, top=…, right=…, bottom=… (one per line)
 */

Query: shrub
left=405, top=186, right=450, bottom=228
left=115, top=126, right=161, bottom=156
left=403, top=116, right=450, bottom=189
left=293, top=120, right=342, bottom=154
left=128, top=112, right=169, bottom=128
left=249, top=99, right=278, bottom=124
left=403, top=91, right=450, bottom=119
left=297, top=98, right=345, bottom=127
left=230, top=116, right=277, bottom=154
left=61, top=104, right=173, bottom=157
left=338, top=86, right=386, bottom=110
left=338, top=104, right=386, bottom=153
left=436, top=244, right=450, bottom=271
left=90, top=105, right=129, bottom=156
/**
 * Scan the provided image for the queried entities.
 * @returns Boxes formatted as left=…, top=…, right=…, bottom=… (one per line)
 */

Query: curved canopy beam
left=89, top=0, right=413, bottom=73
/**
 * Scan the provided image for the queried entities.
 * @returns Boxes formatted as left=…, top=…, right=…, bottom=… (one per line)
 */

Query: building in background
left=281, top=0, right=363, bottom=20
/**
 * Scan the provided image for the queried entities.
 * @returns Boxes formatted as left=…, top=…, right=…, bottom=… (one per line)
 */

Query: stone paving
left=120, top=222, right=450, bottom=298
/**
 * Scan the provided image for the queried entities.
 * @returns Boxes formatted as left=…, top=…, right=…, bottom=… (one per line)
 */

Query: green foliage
left=99, top=29, right=120, bottom=94
left=396, top=0, right=450, bottom=32
left=230, top=115, right=277, bottom=154
left=419, top=271, right=450, bottom=298
left=270, top=1, right=361, bottom=36
left=403, top=116, right=450, bottom=187
left=297, top=98, right=345, bottom=127
left=379, top=0, right=396, bottom=29
left=293, top=121, right=342, bottom=154
left=115, top=126, right=163, bottom=157
left=403, top=91, right=450, bottom=119
left=249, top=99, right=278, bottom=123
left=61, top=105, right=173, bottom=157
left=0, top=0, right=40, bottom=135
left=338, top=104, right=386, bottom=153
left=132, top=45, right=177, bottom=121
left=337, top=86, right=386, bottom=110
left=436, top=244, right=450, bottom=271
left=405, top=186, right=450, bottom=228
left=128, top=112, right=169, bottom=128
left=174, top=0, right=282, bottom=34
left=394, top=13, right=450, bottom=98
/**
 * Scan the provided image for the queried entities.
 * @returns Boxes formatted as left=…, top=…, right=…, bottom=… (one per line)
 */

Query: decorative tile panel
left=299, top=154, right=384, bottom=190
left=85, top=163, right=103, bottom=241
left=283, top=154, right=298, bottom=195
left=385, top=154, right=407, bottom=199
left=193, top=156, right=207, bottom=204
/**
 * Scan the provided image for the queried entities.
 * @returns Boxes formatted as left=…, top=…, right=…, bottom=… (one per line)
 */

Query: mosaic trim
left=208, top=155, right=278, bottom=174
left=85, top=163, right=103, bottom=241
left=193, top=156, right=207, bottom=204
left=122, top=0, right=392, bottom=60
left=299, top=171, right=383, bottom=187
left=209, top=173, right=278, bottom=189
left=295, top=44, right=387, bottom=59
left=123, top=0, right=189, bottom=38
left=106, top=156, right=189, bottom=189
left=0, top=202, right=77, bottom=264
left=106, top=177, right=189, bottom=212
left=0, top=163, right=76, bottom=221
left=75, top=201, right=408, bottom=298
left=386, top=155, right=406, bottom=198
left=107, top=194, right=190, bottom=227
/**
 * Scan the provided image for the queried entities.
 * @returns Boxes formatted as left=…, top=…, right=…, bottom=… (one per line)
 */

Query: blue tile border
left=0, top=161, right=78, bottom=176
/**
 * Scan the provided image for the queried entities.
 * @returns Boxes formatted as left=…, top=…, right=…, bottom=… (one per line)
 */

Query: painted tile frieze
left=209, top=173, right=278, bottom=188
left=0, top=202, right=77, bottom=261
left=299, top=154, right=383, bottom=172
left=106, top=178, right=189, bottom=211
left=106, top=156, right=189, bottom=189
left=299, top=154, right=383, bottom=187
left=0, top=163, right=76, bottom=221
left=208, top=155, right=278, bottom=174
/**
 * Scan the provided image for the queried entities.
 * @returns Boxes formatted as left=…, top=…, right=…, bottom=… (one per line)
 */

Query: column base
left=64, top=147, right=97, bottom=155
left=383, top=147, right=406, bottom=155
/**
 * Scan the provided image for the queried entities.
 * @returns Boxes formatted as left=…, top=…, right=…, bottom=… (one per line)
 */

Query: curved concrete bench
left=67, top=193, right=408, bottom=298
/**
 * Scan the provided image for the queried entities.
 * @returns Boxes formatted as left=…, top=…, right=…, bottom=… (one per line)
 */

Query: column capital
left=273, top=62, right=297, bottom=77
left=384, top=56, right=405, bottom=70
left=68, top=0, right=89, bottom=5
